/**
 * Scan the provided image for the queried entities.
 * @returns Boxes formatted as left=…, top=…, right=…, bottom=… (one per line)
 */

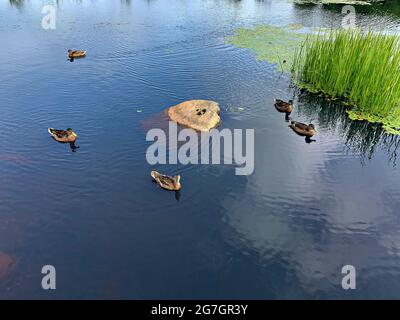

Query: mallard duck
left=48, top=128, right=78, bottom=143
left=274, top=99, right=293, bottom=114
left=67, top=49, right=86, bottom=59
left=289, top=120, right=316, bottom=138
left=151, top=171, right=181, bottom=191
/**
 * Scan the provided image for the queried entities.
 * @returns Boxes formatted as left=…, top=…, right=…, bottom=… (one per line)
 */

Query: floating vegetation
left=228, top=25, right=309, bottom=72
left=292, top=30, right=400, bottom=135
left=288, top=23, right=305, bottom=30
left=292, top=0, right=384, bottom=5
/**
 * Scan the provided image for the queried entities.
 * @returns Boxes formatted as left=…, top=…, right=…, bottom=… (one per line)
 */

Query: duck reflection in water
left=69, top=142, right=80, bottom=152
left=50, top=139, right=80, bottom=152
left=305, top=136, right=316, bottom=144
left=151, top=180, right=181, bottom=202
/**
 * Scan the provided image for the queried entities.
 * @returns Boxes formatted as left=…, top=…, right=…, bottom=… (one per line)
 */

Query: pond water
left=1, top=0, right=400, bottom=299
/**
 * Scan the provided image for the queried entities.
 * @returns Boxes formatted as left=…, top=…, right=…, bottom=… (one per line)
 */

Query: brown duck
left=289, top=121, right=316, bottom=138
left=48, top=128, right=78, bottom=143
left=151, top=171, right=181, bottom=191
left=67, top=49, right=86, bottom=59
left=274, top=99, right=293, bottom=114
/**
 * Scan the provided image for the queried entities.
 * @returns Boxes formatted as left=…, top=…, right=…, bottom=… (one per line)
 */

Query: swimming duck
left=289, top=120, right=316, bottom=138
left=151, top=171, right=181, bottom=191
left=274, top=99, right=293, bottom=114
left=67, top=49, right=86, bottom=59
left=48, top=128, right=78, bottom=143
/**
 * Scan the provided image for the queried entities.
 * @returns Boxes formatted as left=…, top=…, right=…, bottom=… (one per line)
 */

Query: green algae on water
left=347, top=110, right=400, bottom=135
left=228, top=25, right=309, bottom=72
left=288, top=23, right=305, bottom=30
left=292, top=0, right=384, bottom=4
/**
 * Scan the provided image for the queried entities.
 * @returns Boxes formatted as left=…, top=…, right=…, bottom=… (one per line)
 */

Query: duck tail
left=150, top=171, right=158, bottom=179
left=48, top=128, right=54, bottom=135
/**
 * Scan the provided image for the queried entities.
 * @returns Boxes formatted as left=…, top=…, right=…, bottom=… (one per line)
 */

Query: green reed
left=292, top=29, right=400, bottom=134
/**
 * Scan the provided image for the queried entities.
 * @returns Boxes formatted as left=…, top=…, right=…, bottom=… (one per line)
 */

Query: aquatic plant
left=228, top=25, right=308, bottom=72
left=292, top=29, right=400, bottom=134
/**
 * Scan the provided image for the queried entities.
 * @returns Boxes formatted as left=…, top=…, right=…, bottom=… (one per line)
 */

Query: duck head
left=308, top=124, right=316, bottom=133
left=66, top=128, right=78, bottom=138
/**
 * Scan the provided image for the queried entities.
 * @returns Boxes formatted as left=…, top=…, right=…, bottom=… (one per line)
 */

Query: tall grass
left=292, top=30, right=400, bottom=134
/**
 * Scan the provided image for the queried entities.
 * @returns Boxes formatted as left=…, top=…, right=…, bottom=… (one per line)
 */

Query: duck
left=289, top=120, right=316, bottom=138
left=151, top=171, right=181, bottom=191
left=67, top=49, right=86, bottom=59
left=48, top=128, right=78, bottom=143
left=274, top=99, right=293, bottom=114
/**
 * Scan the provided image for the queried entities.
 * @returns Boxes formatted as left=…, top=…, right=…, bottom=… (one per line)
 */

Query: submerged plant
left=292, top=29, right=400, bottom=134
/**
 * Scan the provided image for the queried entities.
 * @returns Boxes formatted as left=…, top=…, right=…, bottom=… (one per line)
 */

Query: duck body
left=67, top=49, right=86, bottom=59
left=48, top=128, right=78, bottom=143
left=151, top=171, right=181, bottom=191
left=274, top=99, right=293, bottom=114
left=289, top=121, right=316, bottom=137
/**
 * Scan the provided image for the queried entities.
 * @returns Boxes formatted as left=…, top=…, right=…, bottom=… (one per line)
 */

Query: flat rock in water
left=167, top=100, right=221, bottom=131
left=0, top=251, right=16, bottom=280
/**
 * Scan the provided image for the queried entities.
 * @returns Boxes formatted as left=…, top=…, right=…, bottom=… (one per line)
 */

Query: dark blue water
left=1, top=0, right=400, bottom=299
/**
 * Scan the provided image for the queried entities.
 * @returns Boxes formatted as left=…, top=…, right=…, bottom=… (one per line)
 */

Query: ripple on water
left=1, top=0, right=400, bottom=299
